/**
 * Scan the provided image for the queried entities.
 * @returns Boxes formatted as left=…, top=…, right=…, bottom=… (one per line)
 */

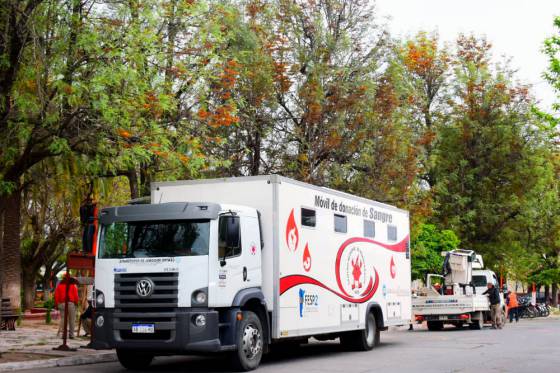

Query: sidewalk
left=0, top=319, right=115, bottom=372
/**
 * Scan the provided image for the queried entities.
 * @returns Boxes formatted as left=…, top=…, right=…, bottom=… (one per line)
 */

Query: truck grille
left=113, top=272, right=178, bottom=341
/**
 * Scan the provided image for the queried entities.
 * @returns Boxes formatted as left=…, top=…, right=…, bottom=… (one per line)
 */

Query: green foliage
left=44, top=297, right=54, bottom=324
left=411, top=224, right=460, bottom=281
left=1, top=1, right=560, bottom=296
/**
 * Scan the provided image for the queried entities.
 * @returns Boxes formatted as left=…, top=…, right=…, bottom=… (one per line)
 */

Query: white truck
left=412, top=250, right=505, bottom=330
left=92, top=175, right=412, bottom=370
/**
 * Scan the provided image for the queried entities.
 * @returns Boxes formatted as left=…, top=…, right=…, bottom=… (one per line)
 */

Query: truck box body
left=151, top=175, right=412, bottom=339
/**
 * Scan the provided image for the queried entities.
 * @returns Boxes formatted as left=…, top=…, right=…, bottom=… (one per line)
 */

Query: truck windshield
left=98, top=220, right=210, bottom=259
left=472, top=275, right=488, bottom=287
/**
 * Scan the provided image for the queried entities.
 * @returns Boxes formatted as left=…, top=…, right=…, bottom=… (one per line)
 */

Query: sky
left=375, top=0, right=559, bottom=110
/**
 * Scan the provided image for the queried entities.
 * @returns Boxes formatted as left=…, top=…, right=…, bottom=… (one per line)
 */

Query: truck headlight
left=96, top=315, right=105, bottom=328
left=192, top=288, right=208, bottom=306
left=194, top=314, right=206, bottom=327
left=96, top=292, right=105, bottom=306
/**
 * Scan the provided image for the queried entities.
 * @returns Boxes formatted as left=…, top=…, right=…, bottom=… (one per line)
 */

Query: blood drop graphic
left=390, top=256, right=396, bottom=279
left=285, top=209, right=299, bottom=252
left=303, top=243, right=312, bottom=272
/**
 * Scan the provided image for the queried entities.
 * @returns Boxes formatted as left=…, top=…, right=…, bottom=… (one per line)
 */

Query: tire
left=116, top=349, right=153, bottom=370
left=230, top=311, right=264, bottom=372
left=340, top=312, right=379, bottom=351
left=427, top=321, right=443, bottom=331
left=499, top=309, right=507, bottom=328
left=528, top=307, right=537, bottom=318
left=469, top=313, right=483, bottom=330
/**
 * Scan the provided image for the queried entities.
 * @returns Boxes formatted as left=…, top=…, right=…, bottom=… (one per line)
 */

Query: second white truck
left=412, top=250, right=505, bottom=330
left=92, top=175, right=411, bottom=370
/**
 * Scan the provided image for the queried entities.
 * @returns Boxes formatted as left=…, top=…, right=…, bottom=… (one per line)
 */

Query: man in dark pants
left=483, top=283, right=502, bottom=329
left=507, top=291, right=519, bottom=323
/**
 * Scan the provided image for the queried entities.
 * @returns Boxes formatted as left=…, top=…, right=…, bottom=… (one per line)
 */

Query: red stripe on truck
left=279, top=270, right=379, bottom=304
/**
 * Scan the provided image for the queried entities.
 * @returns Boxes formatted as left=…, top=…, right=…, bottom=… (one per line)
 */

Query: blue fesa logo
left=299, top=289, right=305, bottom=317
left=299, top=288, right=319, bottom=317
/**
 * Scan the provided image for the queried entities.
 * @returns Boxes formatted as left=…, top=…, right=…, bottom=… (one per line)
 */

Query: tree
left=433, top=35, right=546, bottom=268
left=0, top=0, right=45, bottom=309
left=411, top=223, right=460, bottom=281
left=399, top=32, right=451, bottom=189
left=266, top=0, right=390, bottom=183
left=20, top=161, right=81, bottom=309
left=1, top=0, right=220, bottom=306
left=539, top=15, right=560, bottom=305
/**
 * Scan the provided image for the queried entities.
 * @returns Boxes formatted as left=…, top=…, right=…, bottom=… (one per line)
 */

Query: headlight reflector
left=96, top=292, right=104, bottom=305
left=194, top=314, right=206, bottom=327
left=195, top=291, right=207, bottom=304
left=96, top=315, right=105, bottom=328
left=191, top=289, right=208, bottom=306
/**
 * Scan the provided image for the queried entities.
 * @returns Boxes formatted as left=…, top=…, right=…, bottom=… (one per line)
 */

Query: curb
left=0, top=351, right=117, bottom=372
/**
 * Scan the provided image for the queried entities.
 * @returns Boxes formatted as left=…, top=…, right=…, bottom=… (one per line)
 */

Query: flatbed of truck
left=412, top=295, right=489, bottom=316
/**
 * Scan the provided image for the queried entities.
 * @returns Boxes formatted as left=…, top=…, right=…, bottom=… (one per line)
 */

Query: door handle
left=243, top=267, right=248, bottom=281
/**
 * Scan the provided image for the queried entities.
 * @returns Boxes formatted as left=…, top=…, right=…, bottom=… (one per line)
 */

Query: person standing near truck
left=483, top=283, right=502, bottom=329
left=54, top=274, right=79, bottom=339
left=507, top=291, right=519, bottom=323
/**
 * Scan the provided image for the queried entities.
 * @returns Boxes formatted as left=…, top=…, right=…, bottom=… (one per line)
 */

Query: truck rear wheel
left=469, top=313, right=484, bottom=330
left=340, top=312, right=379, bottom=351
left=427, top=321, right=443, bottom=331
left=116, top=349, right=153, bottom=370
left=231, top=311, right=264, bottom=371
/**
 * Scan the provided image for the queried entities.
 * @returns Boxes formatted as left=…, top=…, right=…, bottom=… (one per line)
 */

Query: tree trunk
left=249, top=120, right=262, bottom=176
left=125, top=168, right=139, bottom=199
left=22, top=270, right=36, bottom=310
left=0, top=188, right=22, bottom=310
left=552, top=283, right=558, bottom=307
left=544, top=285, right=550, bottom=304
left=140, top=162, right=151, bottom=197
left=42, top=277, right=51, bottom=303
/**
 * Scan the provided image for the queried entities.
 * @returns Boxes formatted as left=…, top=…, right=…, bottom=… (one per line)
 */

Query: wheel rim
left=242, top=323, right=262, bottom=360
left=365, top=316, right=375, bottom=346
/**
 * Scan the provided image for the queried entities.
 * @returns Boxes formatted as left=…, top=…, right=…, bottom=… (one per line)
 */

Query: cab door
left=212, top=214, right=262, bottom=307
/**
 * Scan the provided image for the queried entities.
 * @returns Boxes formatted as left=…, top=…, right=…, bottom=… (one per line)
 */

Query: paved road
left=31, top=318, right=560, bottom=373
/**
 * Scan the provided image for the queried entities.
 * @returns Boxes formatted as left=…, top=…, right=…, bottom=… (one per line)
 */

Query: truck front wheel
left=116, top=349, right=153, bottom=370
left=231, top=311, right=264, bottom=371
left=341, top=312, right=379, bottom=351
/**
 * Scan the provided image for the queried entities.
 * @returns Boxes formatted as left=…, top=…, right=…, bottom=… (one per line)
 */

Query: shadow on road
left=123, top=340, right=402, bottom=372
left=410, top=325, right=492, bottom=333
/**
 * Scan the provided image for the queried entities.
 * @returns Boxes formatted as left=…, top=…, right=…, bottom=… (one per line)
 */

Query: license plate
left=132, top=324, right=155, bottom=333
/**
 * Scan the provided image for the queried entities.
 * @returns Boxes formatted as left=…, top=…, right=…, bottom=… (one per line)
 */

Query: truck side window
left=334, top=214, right=347, bottom=233
left=363, top=220, right=375, bottom=238
left=387, top=225, right=397, bottom=241
left=218, top=216, right=241, bottom=258
left=301, top=208, right=316, bottom=227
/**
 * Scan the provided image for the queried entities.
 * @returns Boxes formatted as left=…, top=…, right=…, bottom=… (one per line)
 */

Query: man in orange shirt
left=507, top=291, right=519, bottom=323
left=54, top=274, right=79, bottom=339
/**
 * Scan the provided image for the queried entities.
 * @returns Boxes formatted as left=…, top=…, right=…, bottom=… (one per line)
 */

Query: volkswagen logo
left=136, top=278, right=155, bottom=298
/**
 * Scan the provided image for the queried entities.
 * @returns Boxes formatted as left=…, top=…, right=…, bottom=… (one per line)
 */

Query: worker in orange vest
left=507, top=291, right=519, bottom=323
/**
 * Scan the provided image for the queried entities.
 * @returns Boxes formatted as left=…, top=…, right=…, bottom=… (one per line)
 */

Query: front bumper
left=91, top=308, right=232, bottom=353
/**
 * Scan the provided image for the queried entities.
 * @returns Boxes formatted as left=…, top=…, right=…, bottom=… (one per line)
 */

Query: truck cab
left=93, top=202, right=267, bottom=370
